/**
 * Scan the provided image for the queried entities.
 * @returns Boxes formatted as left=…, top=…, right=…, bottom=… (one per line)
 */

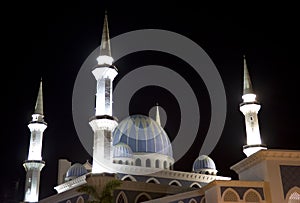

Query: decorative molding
left=230, top=149, right=300, bottom=174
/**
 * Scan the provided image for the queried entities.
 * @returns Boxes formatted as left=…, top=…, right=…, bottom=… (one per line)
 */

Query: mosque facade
left=22, top=13, right=300, bottom=203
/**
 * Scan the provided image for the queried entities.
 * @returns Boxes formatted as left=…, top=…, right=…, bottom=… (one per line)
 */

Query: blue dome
left=193, top=155, right=216, bottom=172
left=65, top=163, right=88, bottom=181
left=113, top=142, right=133, bottom=158
left=112, top=114, right=173, bottom=157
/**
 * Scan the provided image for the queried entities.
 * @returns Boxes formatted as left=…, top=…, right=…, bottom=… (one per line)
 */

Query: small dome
left=113, top=142, right=133, bottom=158
left=112, top=114, right=173, bottom=157
left=192, top=155, right=216, bottom=173
left=65, top=163, right=88, bottom=181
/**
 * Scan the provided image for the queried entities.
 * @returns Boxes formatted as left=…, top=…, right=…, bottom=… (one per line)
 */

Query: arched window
left=146, top=178, right=160, bottom=184
left=244, top=189, right=261, bottom=202
left=188, top=199, right=197, bottom=203
left=121, top=175, right=137, bottom=182
left=116, top=191, right=128, bottom=203
left=135, top=158, right=141, bottom=166
left=163, top=161, right=167, bottom=169
left=190, top=182, right=201, bottom=188
left=135, top=193, right=151, bottom=203
left=155, top=159, right=160, bottom=168
left=223, top=188, right=239, bottom=201
left=125, top=160, right=129, bottom=165
left=146, top=159, right=151, bottom=167
left=76, top=196, right=84, bottom=203
left=169, top=180, right=182, bottom=187
left=118, top=160, right=123, bottom=164
left=287, top=189, right=300, bottom=203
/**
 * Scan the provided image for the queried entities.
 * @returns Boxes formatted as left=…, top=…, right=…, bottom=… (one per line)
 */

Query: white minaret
left=240, top=56, right=267, bottom=157
left=89, top=12, right=118, bottom=173
left=23, top=79, right=47, bottom=202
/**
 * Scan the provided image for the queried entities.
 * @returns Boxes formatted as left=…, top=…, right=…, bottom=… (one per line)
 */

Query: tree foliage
left=77, top=179, right=122, bottom=203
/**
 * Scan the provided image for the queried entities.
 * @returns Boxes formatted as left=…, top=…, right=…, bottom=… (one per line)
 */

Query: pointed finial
left=34, top=78, right=44, bottom=115
left=99, top=11, right=111, bottom=57
left=155, top=103, right=161, bottom=126
left=243, top=55, right=254, bottom=95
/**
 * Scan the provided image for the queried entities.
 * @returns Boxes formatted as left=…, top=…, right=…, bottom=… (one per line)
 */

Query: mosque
left=22, top=13, right=300, bottom=203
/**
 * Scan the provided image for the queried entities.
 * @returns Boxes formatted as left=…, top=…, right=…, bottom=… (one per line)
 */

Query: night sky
left=1, top=1, right=299, bottom=201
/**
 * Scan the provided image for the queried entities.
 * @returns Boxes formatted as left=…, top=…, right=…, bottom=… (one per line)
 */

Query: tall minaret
left=239, top=56, right=267, bottom=157
left=89, top=12, right=118, bottom=173
left=23, top=79, right=47, bottom=202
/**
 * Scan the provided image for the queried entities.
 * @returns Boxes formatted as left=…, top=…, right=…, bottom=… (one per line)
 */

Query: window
left=116, top=191, right=128, bottom=203
left=76, top=196, right=84, bottom=203
left=288, top=191, right=300, bottom=203
left=146, top=178, right=160, bottom=184
left=169, top=180, right=182, bottom=186
left=135, top=193, right=151, bottom=203
left=155, top=159, right=160, bottom=168
left=118, top=160, right=123, bottom=164
left=244, top=190, right=260, bottom=202
left=135, top=158, right=141, bottom=166
left=164, top=161, right=167, bottom=169
left=146, top=159, right=151, bottom=167
left=223, top=189, right=239, bottom=201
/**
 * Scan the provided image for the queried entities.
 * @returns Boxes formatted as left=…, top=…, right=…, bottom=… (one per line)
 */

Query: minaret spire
left=97, top=11, right=113, bottom=65
left=34, top=78, right=43, bottom=115
left=23, top=79, right=47, bottom=202
left=100, top=11, right=111, bottom=57
left=239, top=56, right=267, bottom=157
left=155, top=103, right=161, bottom=126
left=243, top=55, right=254, bottom=95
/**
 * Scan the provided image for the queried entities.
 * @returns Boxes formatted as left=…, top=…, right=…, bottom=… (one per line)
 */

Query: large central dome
left=112, top=114, right=173, bottom=157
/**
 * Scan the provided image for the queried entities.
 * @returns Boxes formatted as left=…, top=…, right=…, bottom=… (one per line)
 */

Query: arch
left=164, top=161, right=167, bottom=169
left=116, top=191, right=128, bottom=203
left=286, top=187, right=300, bottom=203
left=188, top=199, right=197, bottom=203
left=146, top=177, right=160, bottom=184
left=135, top=158, right=141, bottom=166
left=125, top=160, right=129, bottom=165
left=200, top=197, right=206, bottom=203
left=121, top=175, right=137, bottom=182
left=169, top=180, right=182, bottom=187
left=190, top=182, right=201, bottom=188
left=66, top=200, right=71, bottom=203
left=76, top=196, right=84, bottom=203
left=223, top=188, right=240, bottom=201
left=146, top=159, right=151, bottom=167
left=155, top=159, right=160, bottom=168
left=178, top=201, right=184, bottom=203
left=135, top=192, right=151, bottom=203
left=118, top=160, right=123, bottom=164
left=243, top=189, right=262, bottom=202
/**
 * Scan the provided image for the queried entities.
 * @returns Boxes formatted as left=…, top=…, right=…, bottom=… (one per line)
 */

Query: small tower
left=89, top=12, right=118, bottom=173
left=240, top=56, right=267, bottom=157
left=23, top=79, right=47, bottom=202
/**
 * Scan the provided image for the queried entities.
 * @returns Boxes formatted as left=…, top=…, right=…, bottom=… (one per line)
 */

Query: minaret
left=89, top=12, right=118, bottom=173
left=239, top=56, right=267, bottom=157
left=23, top=79, right=47, bottom=202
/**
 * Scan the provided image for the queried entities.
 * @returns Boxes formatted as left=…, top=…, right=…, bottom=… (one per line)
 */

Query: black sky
left=1, top=1, right=299, bottom=201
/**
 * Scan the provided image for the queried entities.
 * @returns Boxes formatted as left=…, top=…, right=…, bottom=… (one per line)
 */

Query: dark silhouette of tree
left=77, top=179, right=122, bottom=203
